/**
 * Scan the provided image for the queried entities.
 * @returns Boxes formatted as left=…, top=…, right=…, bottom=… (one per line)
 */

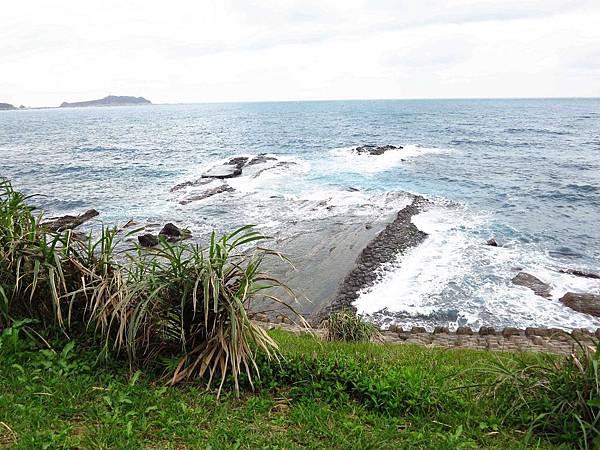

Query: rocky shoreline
left=316, top=195, right=431, bottom=322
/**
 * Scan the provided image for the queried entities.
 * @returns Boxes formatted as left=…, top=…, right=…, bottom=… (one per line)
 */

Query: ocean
left=1, top=98, right=599, bottom=330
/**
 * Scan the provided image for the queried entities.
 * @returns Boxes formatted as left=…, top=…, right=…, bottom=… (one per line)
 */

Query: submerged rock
left=353, top=144, right=403, bottom=156
left=558, top=269, right=600, bottom=280
left=511, top=272, right=552, bottom=298
left=138, top=234, right=159, bottom=247
left=560, top=292, right=600, bottom=317
left=42, top=209, right=99, bottom=232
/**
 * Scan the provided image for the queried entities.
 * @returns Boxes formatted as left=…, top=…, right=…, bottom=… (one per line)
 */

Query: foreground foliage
left=0, top=179, right=297, bottom=396
left=0, top=325, right=569, bottom=449
left=480, top=337, right=600, bottom=449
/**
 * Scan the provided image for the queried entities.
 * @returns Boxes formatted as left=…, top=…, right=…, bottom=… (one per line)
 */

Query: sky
left=2, top=0, right=600, bottom=106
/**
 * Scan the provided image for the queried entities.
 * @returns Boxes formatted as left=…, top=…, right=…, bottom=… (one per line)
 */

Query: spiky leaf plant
left=103, top=226, right=303, bottom=397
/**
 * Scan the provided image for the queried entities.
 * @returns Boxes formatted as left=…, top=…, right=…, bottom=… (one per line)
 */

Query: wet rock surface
left=558, top=269, right=600, bottom=279
left=511, top=272, right=552, bottom=298
left=560, top=292, right=600, bottom=317
left=179, top=185, right=234, bottom=204
left=317, top=195, right=430, bottom=321
left=353, top=144, right=403, bottom=156
left=42, top=209, right=99, bottom=231
left=486, top=238, right=499, bottom=247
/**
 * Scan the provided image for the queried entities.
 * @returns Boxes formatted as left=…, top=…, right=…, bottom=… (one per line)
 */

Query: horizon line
left=4, top=95, right=600, bottom=110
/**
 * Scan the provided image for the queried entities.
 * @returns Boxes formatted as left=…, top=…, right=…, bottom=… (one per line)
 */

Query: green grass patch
left=0, top=328, right=573, bottom=449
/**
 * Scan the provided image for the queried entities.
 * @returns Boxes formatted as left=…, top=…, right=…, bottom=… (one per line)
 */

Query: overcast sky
left=2, top=0, right=600, bottom=106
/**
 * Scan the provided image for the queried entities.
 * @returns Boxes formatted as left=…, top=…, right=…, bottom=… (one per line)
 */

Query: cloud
left=1, top=0, right=599, bottom=105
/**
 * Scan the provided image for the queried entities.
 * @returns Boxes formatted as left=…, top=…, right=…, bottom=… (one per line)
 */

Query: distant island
left=0, top=102, right=17, bottom=110
left=60, top=95, right=151, bottom=108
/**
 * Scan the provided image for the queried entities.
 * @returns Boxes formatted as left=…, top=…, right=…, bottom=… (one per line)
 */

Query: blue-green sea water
left=1, top=98, right=599, bottom=329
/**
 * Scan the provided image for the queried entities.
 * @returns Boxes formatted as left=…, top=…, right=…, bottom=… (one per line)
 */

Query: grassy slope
left=0, top=330, right=569, bottom=449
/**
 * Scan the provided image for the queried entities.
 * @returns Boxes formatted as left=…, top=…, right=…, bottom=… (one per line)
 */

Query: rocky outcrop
left=42, top=209, right=99, bottom=232
left=0, top=103, right=17, bottom=110
left=559, top=292, right=600, bottom=317
left=558, top=269, right=600, bottom=280
left=353, top=144, right=403, bottom=156
left=60, top=95, right=151, bottom=108
left=511, top=272, right=552, bottom=298
left=486, top=238, right=499, bottom=247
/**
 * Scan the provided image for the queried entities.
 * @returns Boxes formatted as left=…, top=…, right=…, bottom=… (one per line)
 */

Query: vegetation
left=480, top=337, right=600, bottom=449
left=2, top=179, right=600, bottom=448
left=0, top=324, right=570, bottom=449
left=0, top=179, right=299, bottom=397
left=324, top=309, right=381, bottom=342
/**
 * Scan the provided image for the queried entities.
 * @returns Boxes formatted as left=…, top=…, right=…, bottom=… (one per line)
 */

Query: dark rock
left=247, top=154, right=277, bottom=166
left=558, top=269, right=600, bottom=280
left=486, top=239, right=499, bottom=247
left=456, top=326, right=473, bottom=335
left=433, top=326, right=449, bottom=334
left=511, top=272, right=552, bottom=298
left=202, top=165, right=242, bottom=179
left=571, top=328, right=592, bottom=338
left=595, top=328, right=600, bottom=339
left=42, top=209, right=99, bottom=232
left=411, top=326, right=426, bottom=334
left=388, top=324, right=402, bottom=333
left=559, top=292, right=600, bottom=317
left=353, top=144, right=403, bottom=156
left=525, top=327, right=543, bottom=337
left=159, top=223, right=181, bottom=238
left=159, top=223, right=191, bottom=242
left=226, top=156, right=249, bottom=168
left=179, top=185, right=234, bottom=204
left=502, top=327, right=522, bottom=337
left=138, top=234, right=159, bottom=247
left=170, top=178, right=212, bottom=192
left=479, top=326, right=496, bottom=335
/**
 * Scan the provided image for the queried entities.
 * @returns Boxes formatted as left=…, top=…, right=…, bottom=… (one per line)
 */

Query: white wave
left=354, top=205, right=600, bottom=331
left=327, top=144, right=452, bottom=174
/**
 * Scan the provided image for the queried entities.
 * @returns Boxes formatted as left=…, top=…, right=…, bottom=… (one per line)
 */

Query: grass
left=324, top=310, right=381, bottom=343
left=0, top=326, right=577, bottom=449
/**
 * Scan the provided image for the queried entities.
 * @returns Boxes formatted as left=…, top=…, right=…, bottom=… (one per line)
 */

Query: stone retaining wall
left=257, top=318, right=598, bottom=355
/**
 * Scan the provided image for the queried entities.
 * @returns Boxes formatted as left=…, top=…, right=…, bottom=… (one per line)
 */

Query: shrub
left=0, top=179, right=299, bottom=397
left=480, top=335, right=600, bottom=448
left=324, top=310, right=381, bottom=342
